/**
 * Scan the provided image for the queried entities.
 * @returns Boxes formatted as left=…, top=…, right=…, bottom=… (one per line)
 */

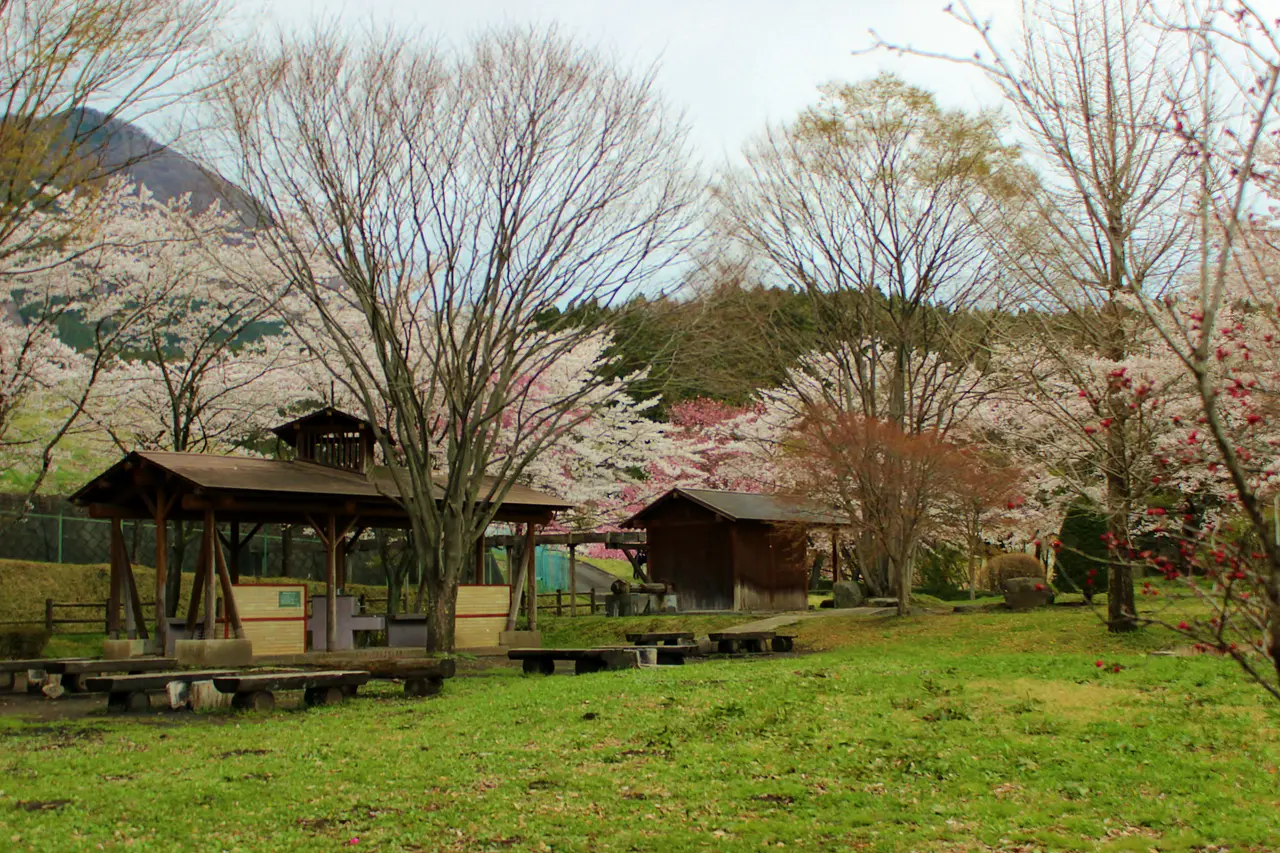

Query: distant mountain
left=54, top=107, right=262, bottom=225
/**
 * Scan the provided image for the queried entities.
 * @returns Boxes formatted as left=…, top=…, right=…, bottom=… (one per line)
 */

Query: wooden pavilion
left=70, top=407, right=571, bottom=653
left=623, top=488, right=844, bottom=611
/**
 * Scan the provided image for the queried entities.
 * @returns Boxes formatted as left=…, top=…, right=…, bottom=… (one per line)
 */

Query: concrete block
left=103, top=639, right=147, bottom=660
left=633, top=647, right=658, bottom=668
left=174, top=639, right=254, bottom=668
left=499, top=630, right=542, bottom=648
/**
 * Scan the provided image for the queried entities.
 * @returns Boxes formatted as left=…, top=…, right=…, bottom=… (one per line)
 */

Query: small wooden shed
left=622, top=488, right=843, bottom=612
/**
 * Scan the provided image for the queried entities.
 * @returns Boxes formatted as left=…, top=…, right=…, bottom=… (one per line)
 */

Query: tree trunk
left=424, top=573, right=457, bottom=653
left=968, top=547, right=978, bottom=601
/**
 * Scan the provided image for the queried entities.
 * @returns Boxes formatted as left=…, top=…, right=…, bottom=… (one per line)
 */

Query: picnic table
left=508, top=648, right=640, bottom=675
left=706, top=632, right=794, bottom=654
left=83, top=670, right=236, bottom=712
left=41, top=658, right=179, bottom=693
left=623, top=631, right=695, bottom=646
left=212, top=670, right=371, bottom=711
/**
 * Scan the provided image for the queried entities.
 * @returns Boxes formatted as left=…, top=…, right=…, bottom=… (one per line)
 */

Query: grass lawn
left=3, top=605, right=1278, bottom=852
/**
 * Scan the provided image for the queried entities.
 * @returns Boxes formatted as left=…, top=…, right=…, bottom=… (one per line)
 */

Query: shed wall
left=645, top=500, right=733, bottom=611
left=732, top=522, right=809, bottom=611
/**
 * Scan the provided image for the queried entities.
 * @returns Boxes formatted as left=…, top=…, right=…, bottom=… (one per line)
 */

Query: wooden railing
left=0, top=599, right=158, bottom=634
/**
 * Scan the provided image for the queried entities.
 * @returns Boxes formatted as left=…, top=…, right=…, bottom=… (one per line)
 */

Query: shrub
left=1054, top=503, right=1110, bottom=598
left=987, top=553, right=1045, bottom=585
left=0, top=626, right=50, bottom=659
left=915, top=543, right=969, bottom=599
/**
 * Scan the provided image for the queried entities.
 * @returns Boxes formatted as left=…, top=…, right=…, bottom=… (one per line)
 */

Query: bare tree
left=208, top=26, right=699, bottom=651
left=872, top=0, right=1202, bottom=631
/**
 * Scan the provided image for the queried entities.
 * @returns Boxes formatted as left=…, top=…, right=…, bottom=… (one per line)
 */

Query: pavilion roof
left=71, top=450, right=571, bottom=524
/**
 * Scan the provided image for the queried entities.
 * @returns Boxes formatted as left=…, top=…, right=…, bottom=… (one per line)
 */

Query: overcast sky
left=233, top=0, right=1022, bottom=167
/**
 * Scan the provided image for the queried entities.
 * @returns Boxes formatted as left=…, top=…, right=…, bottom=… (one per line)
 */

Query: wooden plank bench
left=362, top=659, right=456, bottom=697
left=706, top=632, right=795, bottom=654
left=624, top=631, right=695, bottom=646
left=0, top=658, right=94, bottom=692
left=82, top=670, right=236, bottom=712
left=42, top=658, right=180, bottom=693
left=508, top=648, right=639, bottom=675
left=212, top=670, right=371, bottom=711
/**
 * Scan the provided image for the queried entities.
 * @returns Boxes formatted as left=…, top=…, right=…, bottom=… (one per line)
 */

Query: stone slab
left=499, top=630, right=541, bottom=648
left=102, top=639, right=148, bottom=660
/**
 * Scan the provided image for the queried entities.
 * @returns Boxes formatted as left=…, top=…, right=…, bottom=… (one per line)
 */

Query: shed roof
left=622, top=488, right=844, bottom=527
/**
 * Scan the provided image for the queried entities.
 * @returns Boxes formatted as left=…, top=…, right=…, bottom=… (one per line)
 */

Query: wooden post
left=154, top=489, right=168, bottom=653
left=202, top=510, right=216, bottom=640
left=590, top=588, right=597, bottom=615
left=831, top=528, right=841, bottom=584
left=325, top=514, right=338, bottom=652
left=107, top=517, right=122, bottom=639
left=556, top=589, right=563, bottom=616
left=184, top=523, right=210, bottom=637
left=212, top=532, right=245, bottom=639
left=569, top=543, right=577, bottom=617
left=475, top=536, right=486, bottom=585
left=525, top=524, right=537, bottom=632
left=44, top=598, right=53, bottom=633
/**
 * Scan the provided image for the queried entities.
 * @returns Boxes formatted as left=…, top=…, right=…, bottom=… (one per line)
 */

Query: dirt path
left=717, top=606, right=894, bottom=634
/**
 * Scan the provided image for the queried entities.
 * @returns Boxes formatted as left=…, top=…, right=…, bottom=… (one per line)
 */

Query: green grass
left=2, top=606, right=1278, bottom=852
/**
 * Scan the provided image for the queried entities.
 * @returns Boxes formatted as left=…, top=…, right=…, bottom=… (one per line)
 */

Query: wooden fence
left=0, top=599, right=158, bottom=634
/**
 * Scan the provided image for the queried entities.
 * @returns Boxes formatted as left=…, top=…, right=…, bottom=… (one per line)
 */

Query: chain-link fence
left=0, top=493, right=570, bottom=592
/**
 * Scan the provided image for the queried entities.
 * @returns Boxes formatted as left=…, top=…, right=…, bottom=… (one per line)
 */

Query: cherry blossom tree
left=0, top=180, right=201, bottom=503
left=0, top=0, right=221, bottom=265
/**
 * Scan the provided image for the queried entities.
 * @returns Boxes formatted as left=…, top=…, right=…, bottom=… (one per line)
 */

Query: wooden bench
left=212, top=670, right=370, bottom=711
left=508, top=648, right=639, bottom=675
left=362, top=659, right=456, bottom=697
left=706, top=632, right=794, bottom=654
left=42, top=658, right=180, bottom=693
left=624, top=631, right=695, bottom=646
left=82, top=670, right=236, bottom=712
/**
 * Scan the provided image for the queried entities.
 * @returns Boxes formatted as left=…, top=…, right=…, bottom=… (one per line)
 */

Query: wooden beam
left=202, top=510, right=216, bottom=640
left=325, top=514, right=338, bottom=652
left=212, top=530, right=245, bottom=640
left=154, top=487, right=168, bottom=653
left=115, top=518, right=149, bottom=642
left=525, top=524, right=538, bottom=632
left=107, top=518, right=122, bottom=639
